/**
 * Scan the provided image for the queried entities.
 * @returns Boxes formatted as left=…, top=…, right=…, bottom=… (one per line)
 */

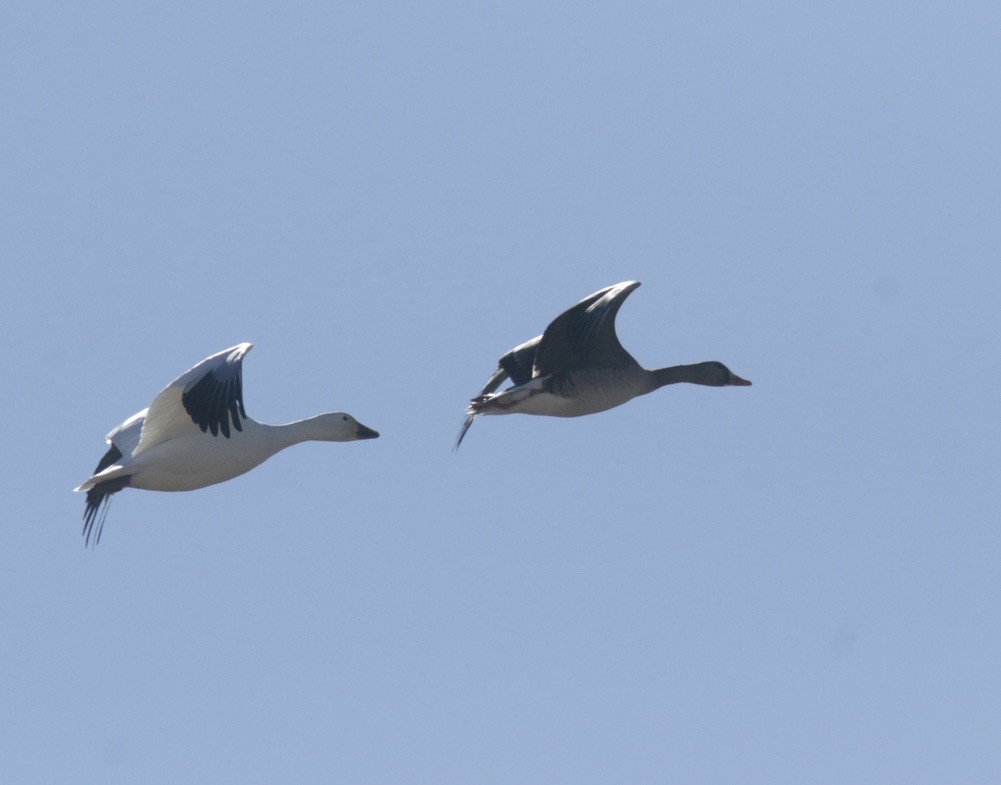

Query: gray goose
left=456, top=281, right=750, bottom=448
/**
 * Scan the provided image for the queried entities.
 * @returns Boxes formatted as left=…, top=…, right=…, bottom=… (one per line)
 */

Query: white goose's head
left=310, top=412, right=380, bottom=442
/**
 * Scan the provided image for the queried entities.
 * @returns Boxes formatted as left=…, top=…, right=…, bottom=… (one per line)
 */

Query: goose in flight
left=456, top=281, right=750, bottom=448
left=75, top=343, right=379, bottom=545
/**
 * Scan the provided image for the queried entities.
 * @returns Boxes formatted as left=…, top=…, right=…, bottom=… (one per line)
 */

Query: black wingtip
left=182, top=369, right=246, bottom=440
left=82, top=489, right=110, bottom=548
left=81, top=476, right=132, bottom=548
left=454, top=414, right=476, bottom=451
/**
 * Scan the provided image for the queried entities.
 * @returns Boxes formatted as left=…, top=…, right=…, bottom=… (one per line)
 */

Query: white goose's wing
left=75, top=409, right=148, bottom=492
left=107, top=409, right=146, bottom=458
left=133, top=343, right=252, bottom=456
left=88, top=408, right=147, bottom=475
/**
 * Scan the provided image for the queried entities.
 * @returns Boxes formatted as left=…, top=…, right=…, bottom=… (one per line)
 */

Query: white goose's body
left=118, top=419, right=299, bottom=492
left=456, top=281, right=751, bottom=448
left=75, top=343, right=379, bottom=545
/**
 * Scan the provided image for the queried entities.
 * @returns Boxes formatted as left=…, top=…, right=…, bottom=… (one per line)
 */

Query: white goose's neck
left=252, top=417, right=330, bottom=452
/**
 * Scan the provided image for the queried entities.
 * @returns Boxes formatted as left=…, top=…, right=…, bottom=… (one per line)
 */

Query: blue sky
left=3, top=2, right=1000, bottom=783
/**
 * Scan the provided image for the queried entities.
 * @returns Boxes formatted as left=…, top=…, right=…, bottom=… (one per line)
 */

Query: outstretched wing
left=498, top=335, right=542, bottom=385
left=87, top=408, right=147, bottom=476
left=134, top=343, right=252, bottom=456
left=533, top=281, right=641, bottom=376
left=106, top=409, right=146, bottom=459
left=454, top=335, right=543, bottom=449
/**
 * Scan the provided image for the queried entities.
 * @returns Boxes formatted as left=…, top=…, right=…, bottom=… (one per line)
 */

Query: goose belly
left=529, top=387, right=638, bottom=417
left=128, top=434, right=272, bottom=492
left=480, top=373, right=644, bottom=418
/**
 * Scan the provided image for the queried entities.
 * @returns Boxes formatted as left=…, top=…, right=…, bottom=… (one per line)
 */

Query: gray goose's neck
left=647, top=362, right=722, bottom=391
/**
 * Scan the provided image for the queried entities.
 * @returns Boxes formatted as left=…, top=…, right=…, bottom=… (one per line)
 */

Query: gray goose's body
left=75, top=343, right=379, bottom=546
left=456, top=281, right=751, bottom=448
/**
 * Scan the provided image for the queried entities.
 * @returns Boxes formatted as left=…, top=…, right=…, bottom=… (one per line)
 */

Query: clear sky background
left=3, top=2, right=1000, bottom=783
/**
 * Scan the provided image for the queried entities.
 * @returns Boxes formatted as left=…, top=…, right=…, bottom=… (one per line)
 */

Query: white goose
left=456, top=281, right=751, bottom=448
left=75, top=343, right=379, bottom=545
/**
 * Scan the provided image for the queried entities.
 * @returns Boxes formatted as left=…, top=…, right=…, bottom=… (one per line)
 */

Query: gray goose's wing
left=455, top=335, right=542, bottom=449
left=532, top=281, right=641, bottom=376
left=498, top=335, right=542, bottom=386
